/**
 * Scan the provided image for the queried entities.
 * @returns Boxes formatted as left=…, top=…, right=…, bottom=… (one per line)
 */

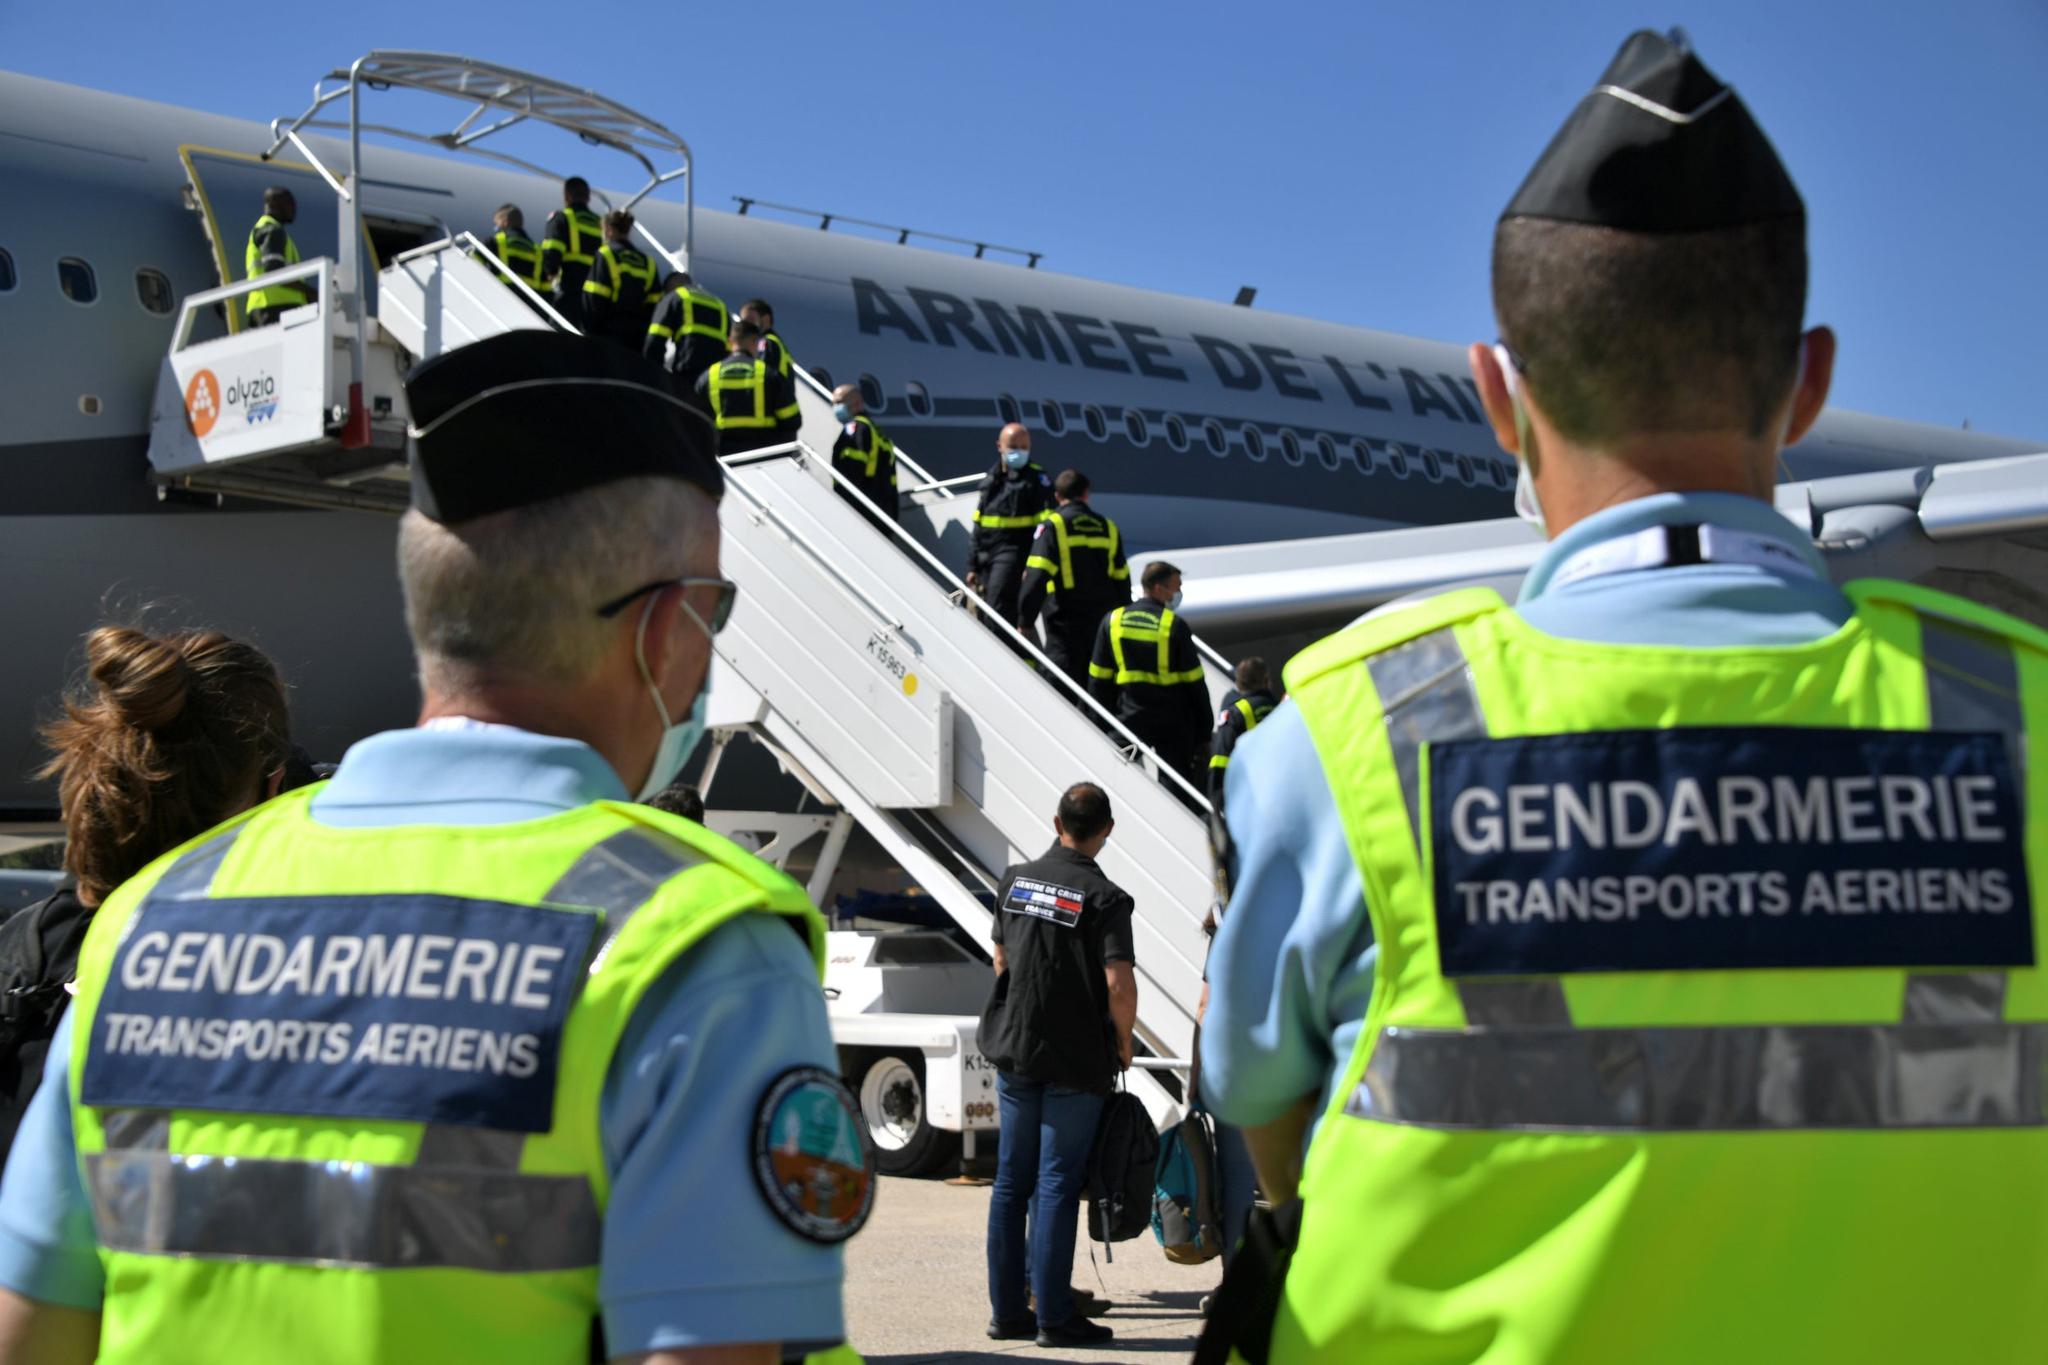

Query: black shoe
left=988, top=1315, right=1037, bottom=1340
left=1072, top=1287, right=1112, bottom=1318
left=1036, top=1316, right=1115, bottom=1348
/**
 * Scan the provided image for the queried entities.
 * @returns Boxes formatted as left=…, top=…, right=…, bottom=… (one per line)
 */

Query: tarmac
left=845, top=1174, right=1220, bottom=1364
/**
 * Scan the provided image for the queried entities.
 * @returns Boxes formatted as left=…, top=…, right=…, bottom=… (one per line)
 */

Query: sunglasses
left=595, top=577, right=738, bottom=633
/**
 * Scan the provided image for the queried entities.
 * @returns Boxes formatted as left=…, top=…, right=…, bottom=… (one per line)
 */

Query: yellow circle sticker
left=903, top=674, right=919, bottom=697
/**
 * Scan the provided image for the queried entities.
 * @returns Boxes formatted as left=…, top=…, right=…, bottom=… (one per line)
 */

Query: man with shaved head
left=966, top=423, right=1053, bottom=628
left=828, top=384, right=899, bottom=529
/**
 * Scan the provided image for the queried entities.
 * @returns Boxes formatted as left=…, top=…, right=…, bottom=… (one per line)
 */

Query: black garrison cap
left=404, top=331, right=721, bottom=525
left=1502, top=29, right=1804, bottom=232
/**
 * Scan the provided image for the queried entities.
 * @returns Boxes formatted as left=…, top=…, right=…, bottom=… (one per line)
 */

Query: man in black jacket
left=965, top=424, right=1052, bottom=629
left=1090, top=560, right=1211, bottom=787
left=978, top=783, right=1136, bottom=1350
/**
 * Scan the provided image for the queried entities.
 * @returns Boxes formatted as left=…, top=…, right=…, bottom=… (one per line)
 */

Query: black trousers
left=1041, top=618, right=1099, bottom=690
left=980, top=544, right=1029, bottom=629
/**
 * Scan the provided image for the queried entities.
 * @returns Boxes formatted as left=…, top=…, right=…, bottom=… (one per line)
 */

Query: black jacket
left=0, top=887, right=92, bottom=1162
left=968, top=462, right=1053, bottom=570
left=978, top=845, right=1135, bottom=1094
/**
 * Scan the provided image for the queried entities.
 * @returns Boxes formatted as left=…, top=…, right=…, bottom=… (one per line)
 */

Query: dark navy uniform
left=582, top=242, right=658, bottom=349
left=1019, top=502, right=1131, bottom=686
left=969, top=462, right=1053, bottom=628
left=978, top=844, right=1136, bottom=1095
left=831, top=415, right=899, bottom=528
left=1206, top=686, right=1277, bottom=808
left=541, top=204, right=603, bottom=328
left=1089, top=603, right=1212, bottom=784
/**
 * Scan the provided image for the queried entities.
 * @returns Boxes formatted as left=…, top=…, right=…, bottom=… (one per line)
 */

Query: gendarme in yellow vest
left=1267, top=577, right=2048, bottom=1364
left=66, top=787, right=828, bottom=1365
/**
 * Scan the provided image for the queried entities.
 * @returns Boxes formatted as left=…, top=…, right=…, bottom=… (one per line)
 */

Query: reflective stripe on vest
left=763, top=333, right=800, bottom=421
left=584, top=243, right=654, bottom=301
left=1209, top=697, right=1269, bottom=770
left=483, top=229, right=545, bottom=288
left=710, top=357, right=773, bottom=428
left=648, top=287, right=729, bottom=341
left=78, top=826, right=697, bottom=1271
left=244, top=215, right=308, bottom=312
left=1025, top=511, right=1123, bottom=591
left=543, top=206, right=603, bottom=266
left=835, top=416, right=894, bottom=481
left=1095, top=606, right=1204, bottom=687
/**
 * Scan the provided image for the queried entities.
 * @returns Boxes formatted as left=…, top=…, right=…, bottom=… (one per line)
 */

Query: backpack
left=1085, top=1083, right=1159, bottom=1260
left=1152, top=1108, right=1224, bottom=1264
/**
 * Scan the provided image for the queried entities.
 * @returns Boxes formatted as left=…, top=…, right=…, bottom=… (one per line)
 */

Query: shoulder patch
left=752, top=1066, right=874, bottom=1243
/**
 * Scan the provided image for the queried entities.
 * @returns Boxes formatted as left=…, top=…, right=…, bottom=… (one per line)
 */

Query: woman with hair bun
left=0, top=626, right=290, bottom=1157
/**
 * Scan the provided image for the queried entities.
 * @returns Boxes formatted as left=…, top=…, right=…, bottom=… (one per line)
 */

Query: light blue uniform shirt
left=1201, top=492, right=1854, bottom=1132
left=0, top=722, right=845, bottom=1353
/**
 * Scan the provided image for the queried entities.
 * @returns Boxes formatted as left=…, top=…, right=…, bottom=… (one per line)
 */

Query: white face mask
left=1493, top=344, right=1547, bottom=537
left=632, top=593, right=712, bottom=802
left=1166, top=590, right=1183, bottom=612
left=1002, top=447, right=1029, bottom=471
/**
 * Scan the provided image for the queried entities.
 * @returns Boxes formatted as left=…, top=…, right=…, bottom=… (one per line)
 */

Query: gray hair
left=397, top=474, right=716, bottom=693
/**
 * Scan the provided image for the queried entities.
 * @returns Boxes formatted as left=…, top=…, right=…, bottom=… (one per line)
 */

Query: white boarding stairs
left=143, top=248, right=1221, bottom=1129
left=707, top=374, right=1225, bottom=1131
left=146, top=239, right=558, bottom=510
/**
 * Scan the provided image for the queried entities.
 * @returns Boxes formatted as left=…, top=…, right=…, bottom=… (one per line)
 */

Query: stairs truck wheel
left=855, top=1049, right=958, bottom=1177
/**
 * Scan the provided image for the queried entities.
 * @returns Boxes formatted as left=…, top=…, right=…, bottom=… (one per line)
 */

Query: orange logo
left=185, top=370, right=221, bottom=438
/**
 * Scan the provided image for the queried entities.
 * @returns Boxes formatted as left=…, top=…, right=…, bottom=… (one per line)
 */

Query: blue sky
left=7, top=1, right=2042, bottom=439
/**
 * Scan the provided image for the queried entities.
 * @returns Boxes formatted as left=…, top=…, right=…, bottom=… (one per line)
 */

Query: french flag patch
left=1004, top=877, right=1085, bottom=929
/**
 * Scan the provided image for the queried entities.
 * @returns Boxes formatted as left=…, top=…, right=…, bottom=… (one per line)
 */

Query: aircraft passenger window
left=858, top=373, right=886, bottom=413
left=135, top=268, right=174, bottom=316
left=0, top=249, right=15, bottom=292
left=1083, top=404, right=1109, bottom=442
left=1421, top=450, right=1444, bottom=482
left=1164, top=414, right=1189, bottom=452
left=1490, top=459, right=1512, bottom=489
left=1040, top=398, right=1068, bottom=436
left=1351, top=438, right=1375, bottom=474
left=1202, top=419, right=1228, bottom=458
left=906, top=381, right=934, bottom=418
left=997, top=393, right=1021, bottom=425
left=1279, top=430, right=1304, bottom=467
left=58, top=257, right=97, bottom=305
left=809, top=367, right=833, bottom=392
left=1456, top=454, right=1476, bottom=486
left=1385, top=444, right=1410, bottom=479
left=1123, top=409, right=1149, bottom=446
left=1316, top=434, right=1342, bottom=471
left=1241, top=424, right=1267, bottom=462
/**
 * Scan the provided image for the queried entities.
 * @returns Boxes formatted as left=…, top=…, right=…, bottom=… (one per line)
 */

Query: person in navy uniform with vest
left=1089, top=560, right=1211, bottom=787
left=541, top=176, right=604, bottom=330
left=1207, top=656, right=1277, bottom=810
left=965, top=424, right=1052, bottom=629
left=1019, top=469, right=1131, bottom=687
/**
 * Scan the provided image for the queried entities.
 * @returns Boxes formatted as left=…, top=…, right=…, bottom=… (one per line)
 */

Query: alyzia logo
left=225, top=372, right=279, bottom=424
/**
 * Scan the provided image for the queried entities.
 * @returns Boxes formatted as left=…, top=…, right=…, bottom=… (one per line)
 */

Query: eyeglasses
left=595, top=577, right=738, bottom=633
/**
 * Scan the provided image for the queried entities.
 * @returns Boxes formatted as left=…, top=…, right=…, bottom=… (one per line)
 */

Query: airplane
left=2, top=61, right=2042, bottom=816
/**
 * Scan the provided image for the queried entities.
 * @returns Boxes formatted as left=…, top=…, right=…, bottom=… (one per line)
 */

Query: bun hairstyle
left=38, top=626, right=291, bottom=905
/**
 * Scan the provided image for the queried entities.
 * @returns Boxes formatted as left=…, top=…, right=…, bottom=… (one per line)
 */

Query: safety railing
left=729, top=441, right=1216, bottom=815
left=168, top=259, right=327, bottom=350
left=397, top=232, right=580, bottom=334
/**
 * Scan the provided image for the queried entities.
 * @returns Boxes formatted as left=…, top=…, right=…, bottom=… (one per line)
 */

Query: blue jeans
left=986, top=1072, right=1105, bottom=1328
left=1213, top=1117, right=1259, bottom=1267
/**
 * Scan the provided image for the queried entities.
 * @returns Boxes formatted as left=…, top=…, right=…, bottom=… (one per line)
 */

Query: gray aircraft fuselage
left=1, top=70, right=2038, bottom=813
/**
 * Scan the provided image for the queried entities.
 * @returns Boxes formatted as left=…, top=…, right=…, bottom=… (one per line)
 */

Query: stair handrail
left=722, top=443, right=1216, bottom=815
left=391, top=233, right=581, bottom=334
